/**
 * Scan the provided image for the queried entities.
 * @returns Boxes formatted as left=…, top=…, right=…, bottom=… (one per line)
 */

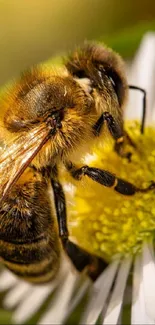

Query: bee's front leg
left=93, top=111, right=123, bottom=139
left=93, top=111, right=132, bottom=160
left=114, top=131, right=136, bottom=161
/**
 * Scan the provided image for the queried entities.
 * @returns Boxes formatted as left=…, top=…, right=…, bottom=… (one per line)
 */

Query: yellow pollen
left=66, top=121, right=155, bottom=263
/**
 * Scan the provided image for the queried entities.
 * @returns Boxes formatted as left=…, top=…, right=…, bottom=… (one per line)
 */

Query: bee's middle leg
left=65, top=162, right=155, bottom=195
left=51, top=177, right=106, bottom=280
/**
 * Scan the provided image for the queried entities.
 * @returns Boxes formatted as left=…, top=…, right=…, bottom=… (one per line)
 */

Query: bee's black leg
left=51, top=178, right=69, bottom=244
left=66, top=162, right=155, bottom=195
left=51, top=177, right=106, bottom=280
left=114, top=131, right=136, bottom=161
left=93, top=111, right=132, bottom=160
left=93, top=111, right=123, bottom=139
left=65, top=240, right=107, bottom=281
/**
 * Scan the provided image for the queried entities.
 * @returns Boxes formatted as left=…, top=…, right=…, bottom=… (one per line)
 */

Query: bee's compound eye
left=106, top=69, right=124, bottom=106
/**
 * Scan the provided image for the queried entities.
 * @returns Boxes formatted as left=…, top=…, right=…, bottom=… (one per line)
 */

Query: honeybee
left=0, top=43, right=154, bottom=283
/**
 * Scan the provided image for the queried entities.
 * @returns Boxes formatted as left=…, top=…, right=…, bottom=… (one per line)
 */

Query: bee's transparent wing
left=0, top=124, right=51, bottom=202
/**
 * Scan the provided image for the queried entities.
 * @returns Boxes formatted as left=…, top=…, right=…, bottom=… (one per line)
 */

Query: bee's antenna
left=128, top=85, right=146, bottom=134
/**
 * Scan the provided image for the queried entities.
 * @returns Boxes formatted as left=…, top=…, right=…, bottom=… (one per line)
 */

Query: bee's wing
left=0, top=124, right=52, bottom=202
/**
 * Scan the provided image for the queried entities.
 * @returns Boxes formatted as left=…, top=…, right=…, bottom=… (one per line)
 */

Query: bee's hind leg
left=65, top=240, right=107, bottom=281
left=51, top=178, right=69, bottom=244
left=51, top=176, right=107, bottom=281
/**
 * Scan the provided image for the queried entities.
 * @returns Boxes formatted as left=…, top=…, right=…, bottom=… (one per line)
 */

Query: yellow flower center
left=67, top=121, right=155, bottom=263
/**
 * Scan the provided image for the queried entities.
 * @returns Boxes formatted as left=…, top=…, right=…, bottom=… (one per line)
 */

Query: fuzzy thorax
left=67, top=121, right=155, bottom=263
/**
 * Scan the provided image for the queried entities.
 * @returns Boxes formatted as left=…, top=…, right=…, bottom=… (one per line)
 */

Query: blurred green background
left=1, top=0, right=155, bottom=87
left=0, top=0, right=155, bottom=323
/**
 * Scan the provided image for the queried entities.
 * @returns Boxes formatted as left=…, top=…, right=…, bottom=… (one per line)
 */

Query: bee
left=0, top=43, right=154, bottom=283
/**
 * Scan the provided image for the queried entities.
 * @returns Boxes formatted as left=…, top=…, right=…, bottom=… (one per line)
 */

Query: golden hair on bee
left=0, top=167, right=61, bottom=283
left=0, top=42, right=154, bottom=284
left=65, top=42, right=128, bottom=126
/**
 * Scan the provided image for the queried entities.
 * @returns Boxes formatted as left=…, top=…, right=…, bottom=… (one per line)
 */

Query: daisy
left=1, top=32, right=155, bottom=325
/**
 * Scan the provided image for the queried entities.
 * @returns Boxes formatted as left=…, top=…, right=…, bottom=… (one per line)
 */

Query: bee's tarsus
left=114, top=179, right=155, bottom=195
left=114, top=131, right=136, bottom=162
left=114, top=141, right=132, bottom=162
left=137, top=181, right=155, bottom=193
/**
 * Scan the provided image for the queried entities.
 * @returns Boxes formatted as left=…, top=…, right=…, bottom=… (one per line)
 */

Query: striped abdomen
left=0, top=168, right=61, bottom=283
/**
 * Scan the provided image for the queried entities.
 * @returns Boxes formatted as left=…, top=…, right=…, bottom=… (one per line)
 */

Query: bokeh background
left=1, top=0, right=155, bottom=87
left=0, top=0, right=155, bottom=323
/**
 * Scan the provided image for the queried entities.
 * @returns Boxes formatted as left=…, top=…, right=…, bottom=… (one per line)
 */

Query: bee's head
left=65, top=42, right=128, bottom=124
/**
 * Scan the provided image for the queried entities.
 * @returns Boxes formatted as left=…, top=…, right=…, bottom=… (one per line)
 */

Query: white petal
left=12, top=255, right=70, bottom=323
left=142, top=241, right=155, bottom=321
left=38, top=269, right=79, bottom=325
left=13, top=282, right=57, bottom=324
left=126, top=32, right=155, bottom=124
left=103, top=256, right=132, bottom=325
left=0, top=269, right=18, bottom=291
left=80, top=259, right=120, bottom=325
left=67, top=277, right=91, bottom=317
left=3, top=281, right=32, bottom=308
left=132, top=254, right=154, bottom=324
